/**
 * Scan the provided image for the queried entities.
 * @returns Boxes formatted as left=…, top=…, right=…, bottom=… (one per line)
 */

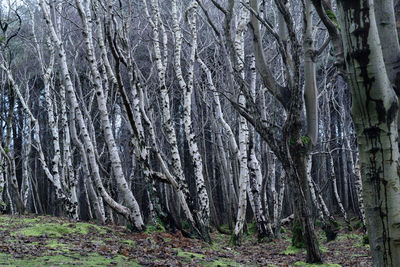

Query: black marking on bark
left=340, top=1, right=395, bottom=263
left=375, top=100, right=386, bottom=124
left=363, top=126, right=381, bottom=139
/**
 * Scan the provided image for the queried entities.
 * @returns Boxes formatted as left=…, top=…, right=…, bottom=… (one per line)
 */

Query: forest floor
left=0, top=215, right=371, bottom=266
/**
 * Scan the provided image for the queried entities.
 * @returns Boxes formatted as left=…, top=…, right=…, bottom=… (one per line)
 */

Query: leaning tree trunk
left=337, top=1, right=400, bottom=266
left=171, top=0, right=210, bottom=240
left=39, top=0, right=139, bottom=227
left=75, top=0, right=144, bottom=230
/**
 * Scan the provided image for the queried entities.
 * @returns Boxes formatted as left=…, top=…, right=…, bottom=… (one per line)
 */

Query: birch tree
left=171, top=0, right=210, bottom=238
left=337, top=1, right=400, bottom=265
left=74, top=0, right=144, bottom=229
left=39, top=0, right=145, bottom=230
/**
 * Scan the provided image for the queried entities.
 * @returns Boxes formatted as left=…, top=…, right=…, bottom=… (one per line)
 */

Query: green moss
left=175, top=248, right=240, bottom=266
left=0, top=252, right=141, bottom=266
left=337, top=232, right=369, bottom=247
left=283, top=245, right=304, bottom=255
left=337, top=232, right=361, bottom=242
left=19, top=218, right=41, bottom=224
left=45, top=239, right=72, bottom=252
left=182, top=220, right=190, bottom=230
left=292, top=221, right=305, bottom=248
left=0, top=216, right=11, bottom=224
left=301, top=136, right=311, bottom=145
left=247, top=221, right=257, bottom=235
left=362, top=235, right=369, bottom=245
left=325, top=9, right=340, bottom=30
left=281, top=232, right=291, bottom=241
left=177, top=250, right=204, bottom=259
left=13, top=223, right=70, bottom=237
left=294, top=261, right=341, bottom=267
left=12, top=222, right=106, bottom=237
left=220, top=224, right=231, bottom=233
left=144, top=223, right=165, bottom=234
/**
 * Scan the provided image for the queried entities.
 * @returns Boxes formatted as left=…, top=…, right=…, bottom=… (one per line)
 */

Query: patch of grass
left=176, top=249, right=204, bottom=259
left=175, top=248, right=240, bottom=266
left=144, top=223, right=165, bottom=234
left=220, top=224, right=231, bottom=233
left=0, top=252, right=141, bottom=266
left=337, top=232, right=361, bottom=242
left=292, top=221, right=305, bottom=248
left=0, top=216, right=41, bottom=226
left=182, top=220, right=190, bottom=230
left=0, top=216, right=11, bottom=224
left=283, top=245, right=304, bottom=255
left=45, top=239, right=71, bottom=252
left=11, top=222, right=106, bottom=237
left=294, top=261, right=341, bottom=267
left=320, top=246, right=328, bottom=253
left=281, top=232, right=291, bottom=242
left=13, top=223, right=72, bottom=237
left=19, top=217, right=41, bottom=224
left=247, top=221, right=257, bottom=235
left=336, top=232, right=369, bottom=248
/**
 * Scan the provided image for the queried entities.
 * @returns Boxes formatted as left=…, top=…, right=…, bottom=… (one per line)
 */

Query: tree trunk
left=337, top=1, right=400, bottom=265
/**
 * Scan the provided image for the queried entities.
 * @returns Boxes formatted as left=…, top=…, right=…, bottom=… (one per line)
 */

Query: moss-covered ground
left=0, top=215, right=371, bottom=266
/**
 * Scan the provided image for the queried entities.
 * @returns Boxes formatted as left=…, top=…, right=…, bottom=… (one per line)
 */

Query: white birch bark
left=0, top=144, right=23, bottom=213
left=142, top=0, right=198, bottom=228
left=198, top=58, right=238, bottom=155
left=233, top=0, right=250, bottom=243
left=198, top=58, right=239, bottom=215
left=60, top=82, right=79, bottom=220
left=266, top=151, right=276, bottom=224
left=275, top=169, right=286, bottom=233
left=69, top=106, right=106, bottom=224
left=353, top=152, right=366, bottom=228
left=329, top=151, right=349, bottom=223
left=248, top=55, right=273, bottom=238
left=21, top=82, right=32, bottom=207
left=0, top=153, right=5, bottom=211
left=171, top=0, right=210, bottom=230
left=306, top=156, right=324, bottom=220
left=337, top=1, right=400, bottom=265
left=248, top=145, right=273, bottom=238
left=74, top=0, right=144, bottom=230
left=0, top=62, right=70, bottom=214
left=6, top=183, right=14, bottom=214
left=41, top=51, right=64, bottom=209
left=29, top=12, right=79, bottom=218
left=39, top=0, right=136, bottom=226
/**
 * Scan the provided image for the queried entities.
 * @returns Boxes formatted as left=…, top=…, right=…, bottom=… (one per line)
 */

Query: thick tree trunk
left=337, top=1, right=400, bottom=265
left=284, top=144, right=322, bottom=263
